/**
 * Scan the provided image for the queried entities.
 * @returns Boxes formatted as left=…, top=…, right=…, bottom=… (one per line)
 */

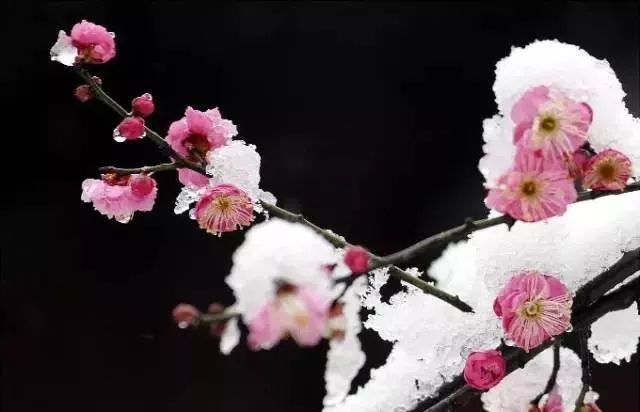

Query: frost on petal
left=174, top=186, right=205, bottom=215
left=206, top=140, right=262, bottom=202
left=588, top=302, right=640, bottom=365
left=50, top=30, right=78, bottom=66
left=481, top=347, right=582, bottom=412
left=323, top=276, right=367, bottom=409
left=220, top=317, right=241, bottom=355
left=226, top=219, right=336, bottom=322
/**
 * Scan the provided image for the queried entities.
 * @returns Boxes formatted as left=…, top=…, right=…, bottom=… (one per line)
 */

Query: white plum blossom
left=50, top=30, right=78, bottom=66
left=225, top=218, right=337, bottom=322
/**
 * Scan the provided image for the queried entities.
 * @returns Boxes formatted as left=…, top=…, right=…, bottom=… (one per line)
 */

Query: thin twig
left=374, top=182, right=640, bottom=269
left=531, top=342, right=561, bottom=405
left=260, top=202, right=473, bottom=312
left=99, top=163, right=177, bottom=175
left=411, top=259, right=640, bottom=412
left=76, top=66, right=472, bottom=313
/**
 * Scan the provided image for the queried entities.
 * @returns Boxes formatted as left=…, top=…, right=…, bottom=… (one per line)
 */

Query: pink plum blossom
left=194, top=184, right=255, bottom=235
left=166, top=107, right=237, bottom=188
left=494, top=271, right=572, bottom=352
left=485, top=150, right=578, bottom=222
left=583, top=148, right=632, bottom=191
left=463, top=350, right=506, bottom=390
left=81, top=173, right=157, bottom=223
left=114, top=117, right=146, bottom=142
left=512, top=86, right=592, bottom=160
left=248, top=284, right=331, bottom=350
left=131, top=93, right=155, bottom=117
left=344, top=246, right=370, bottom=274
left=70, top=20, right=116, bottom=64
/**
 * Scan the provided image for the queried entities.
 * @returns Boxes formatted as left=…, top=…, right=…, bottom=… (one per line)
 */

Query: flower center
left=101, top=173, right=130, bottom=186
left=184, top=134, right=211, bottom=158
left=522, top=301, right=542, bottom=319
left=539, top=115, right=557, bottom=133
left=597, top=161, right=616, bottom=181
left=520, top=180, right=538, bottom=197
left=213, top=196, right=231, bottom=213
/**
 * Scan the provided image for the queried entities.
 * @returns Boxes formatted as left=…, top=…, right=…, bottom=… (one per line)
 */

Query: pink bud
left=344, top=246, right=370, bottom=274
left=129, top=174, right=156, bottom=198
left=74, top=85, right=93, bottom=102
left=172, top=304, right=200, bottom=329
left=463, top=350, right=506, bottom=390
left=114, top=117, right=146, bottom=141
left=131, top=93, right=155, bottom=117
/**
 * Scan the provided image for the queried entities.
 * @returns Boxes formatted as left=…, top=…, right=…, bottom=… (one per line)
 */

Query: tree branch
left=76, top=66, right=472, bottom=313
left=260, top=202, right=473, bottom=312
left=410, top=256, right=640, bottom=412
left=99, top=163, right=177, bottom=175
left=531, top=342, right=560, bottom=405
left=374, top=182, right=640, bottom=269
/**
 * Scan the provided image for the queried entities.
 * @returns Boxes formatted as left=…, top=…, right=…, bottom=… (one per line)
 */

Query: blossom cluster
left=482, top=42, right=637, bottom=223
left=52, top=20, right=272, bottom=233
left=52, top=20, right=638, bottom=412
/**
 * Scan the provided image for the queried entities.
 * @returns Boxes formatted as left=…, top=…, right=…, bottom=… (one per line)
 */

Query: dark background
left=1, top=2, right=639, bottom=411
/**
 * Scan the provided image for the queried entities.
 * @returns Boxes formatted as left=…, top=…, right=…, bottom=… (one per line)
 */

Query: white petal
left=219, top=317, right=240, bottom=355
left=50, top=30, right=77, bottom=66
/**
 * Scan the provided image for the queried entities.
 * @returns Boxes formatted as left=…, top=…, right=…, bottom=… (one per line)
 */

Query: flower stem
left=99, top=163, right=177, bottom=175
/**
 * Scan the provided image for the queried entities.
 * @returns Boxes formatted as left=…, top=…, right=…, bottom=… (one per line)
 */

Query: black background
left=1, top=2, right=639, bottom=412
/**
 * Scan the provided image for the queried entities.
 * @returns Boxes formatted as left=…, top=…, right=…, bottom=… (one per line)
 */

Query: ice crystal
left=481, top=347, right=583, bottom=412
left=471, top=191, right=640, bottom=296
left=323, top=276, right=367, bottom=409
left=220, top=317, right=240, bottom=355
left=589, top=302, right=640, bottom=364
left=174, top=185, right=204, bottom=215
left=206, top=140, right=263, bottom=202
left=225, top=219, right=336, bottom=322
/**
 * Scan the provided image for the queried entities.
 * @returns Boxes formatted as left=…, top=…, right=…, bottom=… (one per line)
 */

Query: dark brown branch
left=573, top=329, right=592, bottom=411
left=76, top=67, right=472, bottom=313
left=573, top=247, right=640, bottom=308
left=99, top=163, right=177, bottom=175
left=374, top=181, right=640, bottom=269
left=260, top=203, right=473, bottom=312
left=411, top=260, right=640, bottom=412
left=531, top=342, right=560, bottom=405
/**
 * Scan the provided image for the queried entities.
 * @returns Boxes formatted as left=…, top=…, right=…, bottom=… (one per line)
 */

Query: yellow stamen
left=521, top=181, right=538, bottom=197
left=539, top=115, right=557, bottom=133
